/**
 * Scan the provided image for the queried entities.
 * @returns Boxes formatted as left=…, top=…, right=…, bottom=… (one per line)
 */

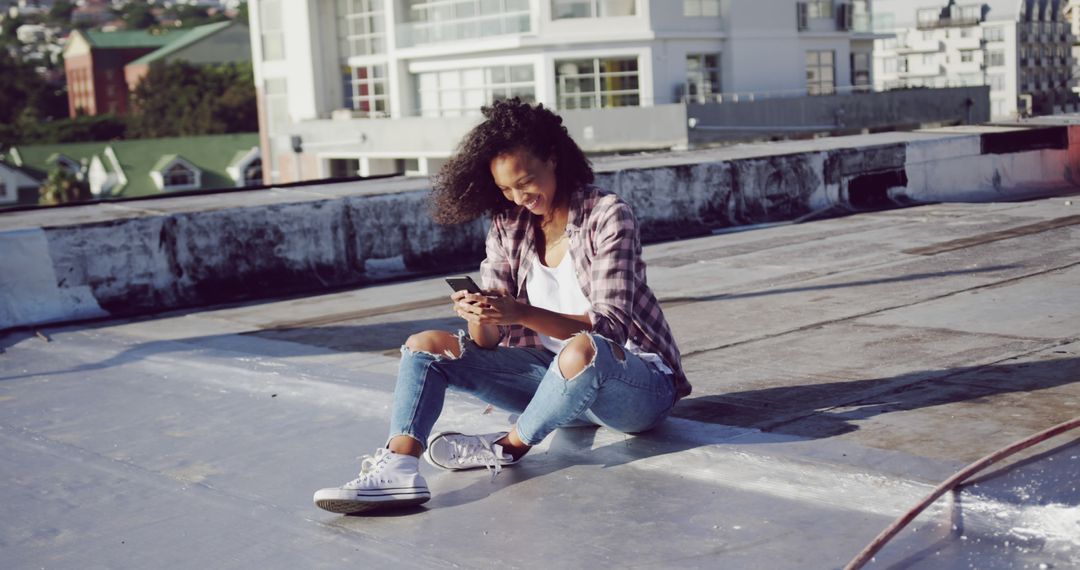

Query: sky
left=873, top=0, right=1024, bottom=26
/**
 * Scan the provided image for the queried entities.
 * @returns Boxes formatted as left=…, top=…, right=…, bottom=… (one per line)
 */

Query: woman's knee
left=405, top=330, right=461, bottom=358
left=558, top=333, right=597, bottom=380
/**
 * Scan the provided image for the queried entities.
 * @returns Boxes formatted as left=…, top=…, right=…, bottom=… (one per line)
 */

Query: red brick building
left=62, top=23, right=252, bottom=118
left=63, top=29, right=177, bottom=117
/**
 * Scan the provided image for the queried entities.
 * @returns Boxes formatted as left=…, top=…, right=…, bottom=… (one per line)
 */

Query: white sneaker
left=313, top=448, right=430, bottom=514
left=424, top=431, right=518, bottom=478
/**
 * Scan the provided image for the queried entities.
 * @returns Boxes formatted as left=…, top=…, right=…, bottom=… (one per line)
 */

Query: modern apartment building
left=248, top=0, right=883, bottom=183
left=873, top=0, right=1075, bottom=120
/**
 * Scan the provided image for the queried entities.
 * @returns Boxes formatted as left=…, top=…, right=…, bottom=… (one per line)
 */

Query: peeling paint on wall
left=5, top=124, right=1080, bottom=330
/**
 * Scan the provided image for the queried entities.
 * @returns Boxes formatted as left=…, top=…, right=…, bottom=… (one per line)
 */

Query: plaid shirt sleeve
left=584, top=198, right=639, bottom=346
left=479, top=216, right=515, bottom=344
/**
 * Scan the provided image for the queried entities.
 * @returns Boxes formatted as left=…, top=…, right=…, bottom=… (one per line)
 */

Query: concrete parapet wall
left=688, top=86, right=990, bottom=143
left=2, top=121, right=1079, bottom=331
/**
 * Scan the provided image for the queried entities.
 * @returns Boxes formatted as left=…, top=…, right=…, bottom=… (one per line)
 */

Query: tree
left=39, top=168, right=91, bottom=206
left=0, top=50, right=93, bottom=151
left=237, top=1, right=250, bottom=26
left=128, top=61, right=257, bottom=138
left=48, top=0, right=76, bottom=26
left=1, top=15, right=24, bottom=45
left=118, top=4, right=158, bottom=30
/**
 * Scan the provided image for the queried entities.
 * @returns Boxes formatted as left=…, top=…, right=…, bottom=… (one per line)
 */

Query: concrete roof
left=2, top=193, right=1078, bottom=568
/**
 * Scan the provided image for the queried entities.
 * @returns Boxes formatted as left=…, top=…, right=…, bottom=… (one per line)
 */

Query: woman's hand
left=452, top=289, right=524, bottom=326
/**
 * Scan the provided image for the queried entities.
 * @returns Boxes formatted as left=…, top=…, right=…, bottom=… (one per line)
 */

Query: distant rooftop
left=127, top=21, right=237, bottom=66
left=79, top=28, right=181, bottom=49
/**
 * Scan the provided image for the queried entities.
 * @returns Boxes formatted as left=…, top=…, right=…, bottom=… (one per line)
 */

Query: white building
left=248, top=0, right=885, bottom=183
left=874, top=0, right=1075, bottom=120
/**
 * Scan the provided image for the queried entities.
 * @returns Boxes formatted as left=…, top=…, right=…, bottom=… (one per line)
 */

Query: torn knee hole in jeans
left=559, top=332, right=608, bottom=381
left=402, top=330, right=467, bottom=360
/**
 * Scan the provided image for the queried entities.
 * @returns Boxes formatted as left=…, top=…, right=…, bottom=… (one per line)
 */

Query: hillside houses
left=1, top=133, right=262, bottom=207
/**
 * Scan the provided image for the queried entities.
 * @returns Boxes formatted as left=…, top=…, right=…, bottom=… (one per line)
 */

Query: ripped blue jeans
left=389, top=332, right=676, bottom=447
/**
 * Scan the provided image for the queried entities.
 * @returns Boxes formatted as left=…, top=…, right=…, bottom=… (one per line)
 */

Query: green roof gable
left=7, top=141, right=112, bottom=178
left=81, top=29, right=182, bottom=50
left=6, top=133, right=259, bottom=197
left=128, top=21, right=236, bottom=66
left=109, top=133, right=259, bottom=197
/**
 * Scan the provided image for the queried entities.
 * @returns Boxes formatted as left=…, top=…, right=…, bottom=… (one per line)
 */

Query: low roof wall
left=2, top=120, right=1078, bottom=331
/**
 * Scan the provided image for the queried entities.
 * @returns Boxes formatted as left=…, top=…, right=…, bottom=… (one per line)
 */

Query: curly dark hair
left=429, top=98, right=594, bottom=225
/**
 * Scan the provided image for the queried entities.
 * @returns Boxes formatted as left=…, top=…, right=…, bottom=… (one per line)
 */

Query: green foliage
left=1, top=15, right=23, bottom=43
left=116, top=3, right=158, bottom=30
left=48, top=0, right=76, bottom=25
left=39, top=168, right=91, bottom=206
left=163, top=5, right=228, bottom=29
left=128, top=61, right=257, bottom=138
left=0, top=49, right=72, bottom=151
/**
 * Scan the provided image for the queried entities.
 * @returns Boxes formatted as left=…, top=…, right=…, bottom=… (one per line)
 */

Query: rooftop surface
left=2, top=195, right=1079, bottom=569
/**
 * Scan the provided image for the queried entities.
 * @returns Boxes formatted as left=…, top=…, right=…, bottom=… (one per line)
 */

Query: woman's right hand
left=451, top=291, right=490, bottom=325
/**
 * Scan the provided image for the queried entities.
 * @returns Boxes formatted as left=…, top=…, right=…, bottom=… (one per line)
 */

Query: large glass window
left=552, top=0, right=635, bottom=19
left=685, top=53, right=720, bottom=102
left=400, top=0, right=530, bottom=47
left=805, top=50, right=835, bottom=95
left=264, top=78, right=289, bottom=131
left=555, top=57, right=639, bottom=109
left=416, top=64, right=535, bottom=117
left=682, top=0, right=719, bottom=17
left=260, top=0, right=285, bottom=61
left=851, top=52, right=870, bottom=87
left=337, top=0, right=386, bottom=57
left=343, top=64, right=389, bottom=116
left=805, top=0, right=833, bottom=19
left=987, top=50, right=1005, bottom=67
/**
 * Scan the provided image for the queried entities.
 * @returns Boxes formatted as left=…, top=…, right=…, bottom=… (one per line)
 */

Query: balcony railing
left=396, top=10, right=531, bottom=48
left=915, top=6, right=983, bottom=30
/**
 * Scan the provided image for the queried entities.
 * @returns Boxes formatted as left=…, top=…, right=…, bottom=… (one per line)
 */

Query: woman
left=314, top=99, right=691, bottom=514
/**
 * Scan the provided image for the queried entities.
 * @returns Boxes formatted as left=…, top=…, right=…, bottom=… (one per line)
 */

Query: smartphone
left=445, top=276, right=483, bottom=295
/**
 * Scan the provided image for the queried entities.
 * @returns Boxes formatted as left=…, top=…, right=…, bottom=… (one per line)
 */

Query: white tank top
left=525, top=251, right=673, bottom=375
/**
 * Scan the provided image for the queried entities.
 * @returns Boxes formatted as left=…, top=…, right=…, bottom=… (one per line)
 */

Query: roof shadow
left=673, top=355, right=1080, bottom=439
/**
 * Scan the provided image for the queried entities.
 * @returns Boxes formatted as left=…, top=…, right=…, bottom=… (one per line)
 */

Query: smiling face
left=490, top=147, right=559, bottom=217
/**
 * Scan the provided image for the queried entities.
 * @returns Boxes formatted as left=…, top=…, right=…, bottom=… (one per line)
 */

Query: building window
left=991, top=99, right=1006, bottom=117
left=555, top=57, right=639, bottom=109
left=987, top=50, right=1005, bottom=67
left=343, top=64, right=389, bottom=116
left=416, top=64, right=535, bottom=117
left=685, top=53, right=720, bottom=102
left=337, top=0, right=385, bottom=57
left=805, top=0, right=833, bottom=19
left=988, top=74, right=1006, bottom=92
left=984, top=26, right=1003, bottom=42
left=163, top=163, right=196, bottom=188
left=400, top=0, right=531, bottom=46
left=328, top=158, right=361, bottom=178
left=264, top=78, right=289, bottom=131
left=552, top=0, right=635, bottom=19
left=960, top=50, right=976, bottom=63
left=260, top=0, right=286, bottom=61
left=805, top=50, right=835, bottom=95
left=682, top=0, right=719, bottom=17
left=851, top=52, right=870, bottom=87
left=243, top=158, right=263, bottom=186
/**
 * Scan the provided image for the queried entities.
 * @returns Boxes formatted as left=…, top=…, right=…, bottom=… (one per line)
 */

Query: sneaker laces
left=349, top=447, right=392, bottom=486
left=448, top=437, right=505, bottom=481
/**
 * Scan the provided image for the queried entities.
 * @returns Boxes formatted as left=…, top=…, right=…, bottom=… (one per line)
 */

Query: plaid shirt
left=480, top=184, right=692, bottom=400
